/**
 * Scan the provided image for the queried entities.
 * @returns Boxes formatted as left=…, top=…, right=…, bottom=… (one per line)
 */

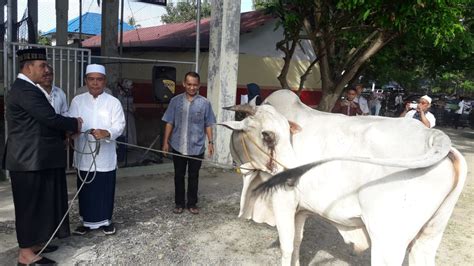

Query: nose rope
left=242, top=132, right=289, bottom=170
left=240, top=132, right=258, bottom=170
left=111, top=136, right=256, bottom=171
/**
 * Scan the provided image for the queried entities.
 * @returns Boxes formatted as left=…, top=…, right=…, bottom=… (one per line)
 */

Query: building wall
left=118, top=50, right=323, bottom=147
left=122, top=50, right=322, bottom=98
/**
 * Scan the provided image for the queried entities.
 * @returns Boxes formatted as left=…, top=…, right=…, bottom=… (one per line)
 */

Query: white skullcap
left=85, top=64, right=106, bottom=75
left=421, top=95, right=432, bottom=104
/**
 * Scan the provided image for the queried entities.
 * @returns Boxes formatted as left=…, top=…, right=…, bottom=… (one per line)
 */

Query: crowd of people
left=4, top=48, right=216, bottom=265
left=332, top=84, right=472, bottom=129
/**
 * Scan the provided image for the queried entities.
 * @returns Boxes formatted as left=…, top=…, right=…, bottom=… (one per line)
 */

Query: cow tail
left=253, top=161, right=322, bottom=195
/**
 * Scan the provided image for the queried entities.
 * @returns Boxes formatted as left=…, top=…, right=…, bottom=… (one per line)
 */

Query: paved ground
left=0, top=126, right=472, bottom=265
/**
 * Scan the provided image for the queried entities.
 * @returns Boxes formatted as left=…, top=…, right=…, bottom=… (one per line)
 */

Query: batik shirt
left=162, top=93, right=216, bottom=155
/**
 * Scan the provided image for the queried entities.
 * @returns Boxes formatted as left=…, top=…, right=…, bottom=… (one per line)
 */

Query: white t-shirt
left=405, top=110, right=436, bottom=128
left=37, top=85, right=69, bottom=115
left=455, top=100, right=465, bottom=115
left=354, top=95, right=370, bottom=114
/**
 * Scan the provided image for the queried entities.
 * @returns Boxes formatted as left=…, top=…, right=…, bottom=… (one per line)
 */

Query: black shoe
left=101, top=223, right=116, bottom=235
left=73, top=226, right=91, bottom=236
left=17, top=256, right=57, bottom=266
left=34, top=245, right=58, bottom=254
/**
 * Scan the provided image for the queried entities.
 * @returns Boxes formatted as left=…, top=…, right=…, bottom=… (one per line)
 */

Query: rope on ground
left=31, top=130, right=258, bottom=263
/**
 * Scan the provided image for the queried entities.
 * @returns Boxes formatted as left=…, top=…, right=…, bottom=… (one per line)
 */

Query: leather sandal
left=188, top=207, right=199, bottom=215
left=173, top=207, right=184, bottom=214
left=17, top=256, right=57, bottom=266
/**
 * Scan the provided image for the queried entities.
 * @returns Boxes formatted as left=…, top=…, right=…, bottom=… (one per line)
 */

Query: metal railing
left=2, top=42, right=92, bottom=172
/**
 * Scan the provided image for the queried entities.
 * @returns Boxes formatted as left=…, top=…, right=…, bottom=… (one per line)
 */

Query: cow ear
left=218, top=121, right=246, bottom=131
left=288, top=120, right=301, bottom=134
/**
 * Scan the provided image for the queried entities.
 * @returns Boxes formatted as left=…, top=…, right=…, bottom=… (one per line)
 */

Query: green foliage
left=37, top=31, right=51, bottom=46
left=254, top=0, right=273, bottom=10
left=362, top=2, right=473, bottom=94
left=127, top=16, right=140, bottom=28
left=161, top=0, right=211, bottom=24
left=264, top=0, right=471, bottom=109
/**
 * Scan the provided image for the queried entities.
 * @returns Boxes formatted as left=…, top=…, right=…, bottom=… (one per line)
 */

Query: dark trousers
left=172, top=149, right=203, bottom=208
left=453, top=113, right=461, bottom=129
left=10, top=168, right=70, bottom=248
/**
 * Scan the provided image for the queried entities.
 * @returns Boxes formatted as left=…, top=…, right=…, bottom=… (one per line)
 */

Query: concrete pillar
left=55, top=0, right=68, bottom=46
left=0, top=0, right=5, bottom=181
left=207, top=0, right=241, bottom=165
left=10, top=0, right=16, bottom=42
left=27, top=0, right=37, bottom=43
left=101, top=0, right=119, bottom=93
left=0, top=0, right=7, bottom=43
left=0, top=0, right=5, bottom=83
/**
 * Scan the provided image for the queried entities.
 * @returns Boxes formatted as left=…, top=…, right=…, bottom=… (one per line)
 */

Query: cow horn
left=223, top=104, right=256, bottom=116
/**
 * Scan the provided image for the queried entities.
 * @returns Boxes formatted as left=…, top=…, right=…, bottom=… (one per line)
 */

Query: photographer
left=331, top=87, right=363, bottom=116
left=400, top=95, right=436, bottom=128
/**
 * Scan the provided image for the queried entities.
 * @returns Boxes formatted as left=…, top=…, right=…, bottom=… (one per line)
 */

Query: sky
left=16, top=0, right=254, bottom=32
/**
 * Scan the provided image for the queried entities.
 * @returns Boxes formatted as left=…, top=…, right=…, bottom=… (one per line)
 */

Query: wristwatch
left=208, top=141, right=214, bottom=144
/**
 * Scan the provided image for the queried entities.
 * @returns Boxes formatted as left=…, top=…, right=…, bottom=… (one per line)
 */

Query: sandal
left=188, top=207, right=199, bottom=215
left=173, top=207, right=184, bottom=214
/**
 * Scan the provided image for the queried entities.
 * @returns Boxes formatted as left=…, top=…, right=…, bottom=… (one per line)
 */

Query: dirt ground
left=0, top=127, right=472, bottom=265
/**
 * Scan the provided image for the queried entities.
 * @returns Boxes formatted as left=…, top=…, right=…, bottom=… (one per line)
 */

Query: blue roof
left=43, top=12, right=135, bottom=36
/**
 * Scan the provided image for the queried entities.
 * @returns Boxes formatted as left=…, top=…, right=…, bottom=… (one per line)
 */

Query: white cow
left=220, top=97, right=467, bottom=266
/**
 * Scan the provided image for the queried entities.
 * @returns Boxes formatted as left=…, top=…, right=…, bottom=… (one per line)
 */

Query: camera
left=409, top=103, right=418, bottom=109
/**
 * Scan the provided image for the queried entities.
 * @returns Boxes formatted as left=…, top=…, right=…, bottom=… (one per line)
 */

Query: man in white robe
left=69, top=64, right=125, bottom=236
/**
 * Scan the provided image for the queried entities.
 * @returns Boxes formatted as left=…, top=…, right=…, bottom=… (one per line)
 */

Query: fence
left=2, top=42, right=91, bottom=173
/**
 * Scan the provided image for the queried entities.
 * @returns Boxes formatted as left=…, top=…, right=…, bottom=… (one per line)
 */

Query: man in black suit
left=4, top=48, right=82, bottom=265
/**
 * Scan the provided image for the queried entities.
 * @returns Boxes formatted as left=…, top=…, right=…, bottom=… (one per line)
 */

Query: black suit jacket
left=4, top=78, right=78, bottom=171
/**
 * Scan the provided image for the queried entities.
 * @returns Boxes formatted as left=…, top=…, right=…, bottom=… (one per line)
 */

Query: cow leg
left=370, top=238, right=407, bottom=266
left=272, top=191, right=298, bottom=266
left=408, top=231, right=442, bottom=266
left=407, top=202, right=455, bottom=266
left=291, top=212, right=307, bottom=266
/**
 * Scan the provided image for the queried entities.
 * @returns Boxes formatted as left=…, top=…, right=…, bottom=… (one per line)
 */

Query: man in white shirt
left=395, top=93, right=404, bottom=114
left=354, top=84, right=370, bottom=115
left=69, top=64, right=125, bottom=236
left=454, top=97, right=465, bottom=129
left=37, top=65, right=69, bottom=115
left=400, top=95, right=436, bottom=128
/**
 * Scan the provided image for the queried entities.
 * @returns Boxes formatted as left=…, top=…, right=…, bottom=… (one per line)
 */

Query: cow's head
left=220, top=103, right=300, bottom=174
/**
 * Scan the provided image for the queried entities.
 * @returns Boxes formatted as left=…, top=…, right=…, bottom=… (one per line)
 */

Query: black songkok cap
left=16, top=48, right=47, bottom=63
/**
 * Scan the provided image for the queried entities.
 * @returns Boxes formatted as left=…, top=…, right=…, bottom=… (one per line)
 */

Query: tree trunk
left=316, top=31, right=394, bottom=111
left=277, top=39, right=297, bottom=90
left=317, top=91, right=340, bottom=112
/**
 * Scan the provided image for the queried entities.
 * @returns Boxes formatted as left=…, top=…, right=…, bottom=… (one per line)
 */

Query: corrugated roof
left=82, top=10, right=274, bottom=50
left=43, top=12, right=135, bottom=36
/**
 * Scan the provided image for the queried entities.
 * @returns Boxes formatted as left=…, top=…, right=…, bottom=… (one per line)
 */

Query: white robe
left=69, top=92, right=125, bottom=171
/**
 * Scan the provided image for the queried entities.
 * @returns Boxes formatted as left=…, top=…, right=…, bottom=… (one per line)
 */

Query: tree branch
left=298, top=57, right=320, bottom=94
left=342, top=30, right=379, bottom=71
left=335, top=31, right=394, bottom=95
